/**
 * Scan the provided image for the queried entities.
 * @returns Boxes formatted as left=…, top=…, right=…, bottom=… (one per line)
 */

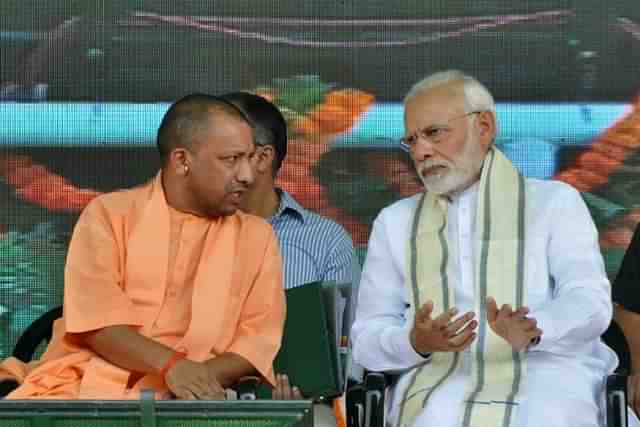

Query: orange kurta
left=2, top=173, right=285, bottom=399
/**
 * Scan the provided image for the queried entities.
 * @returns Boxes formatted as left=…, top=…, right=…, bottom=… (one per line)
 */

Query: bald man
left=1, top=94, right=286, bottom=400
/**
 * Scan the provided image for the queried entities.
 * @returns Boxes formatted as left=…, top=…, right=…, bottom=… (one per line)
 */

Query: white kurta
left=352, top=179, right=620, bottom=427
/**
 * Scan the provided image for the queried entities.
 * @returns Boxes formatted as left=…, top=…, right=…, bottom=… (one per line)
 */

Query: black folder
left=269, top=281, right=345, bottom=400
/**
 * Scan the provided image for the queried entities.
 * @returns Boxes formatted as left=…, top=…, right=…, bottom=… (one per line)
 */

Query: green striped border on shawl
left=397, top=192, right=461, bottom=427
left=461, top=149, right=526, bottom=427
left=501, top=172, right=526, bottom=427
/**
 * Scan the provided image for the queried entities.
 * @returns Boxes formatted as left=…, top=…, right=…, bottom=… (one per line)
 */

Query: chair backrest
left=607, top=373, right=629, bottom=427
left=0, top=380, right=19, bottom=398
left=12, top=305, right=62, bottom=362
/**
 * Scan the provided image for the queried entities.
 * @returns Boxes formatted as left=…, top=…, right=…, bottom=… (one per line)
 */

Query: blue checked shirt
left=267, top=189, right=355, bottom=290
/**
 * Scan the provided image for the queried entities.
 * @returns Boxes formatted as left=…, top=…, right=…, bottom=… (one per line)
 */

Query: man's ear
left=256, top=145, right=275, bottom=175
left=476, top=111, right=497, bottom=149
left=169, top=148, right=190, bottom=176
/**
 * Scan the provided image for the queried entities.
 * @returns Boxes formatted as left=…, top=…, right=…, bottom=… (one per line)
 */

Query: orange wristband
left=160, top=351, right=187, bottom=378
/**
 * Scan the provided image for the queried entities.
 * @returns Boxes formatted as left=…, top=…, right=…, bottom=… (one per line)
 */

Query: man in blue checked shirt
left=221, top=92, right=357, bottom=427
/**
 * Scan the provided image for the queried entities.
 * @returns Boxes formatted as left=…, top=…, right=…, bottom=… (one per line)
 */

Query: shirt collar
left=269, top=188, right=308, bottom=224
left=455, top=180, right=479, bottom=200
left=444, top=180, right=479, bottom=209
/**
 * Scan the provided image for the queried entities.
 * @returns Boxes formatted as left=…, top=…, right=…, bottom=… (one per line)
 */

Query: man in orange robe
left=0, top=94, right=286, bottom=400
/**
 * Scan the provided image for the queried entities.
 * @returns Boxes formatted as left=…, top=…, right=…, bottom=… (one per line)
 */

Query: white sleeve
left=351, top=212, right=428, bottom=372
left=529, top=185, right=612, bottom=354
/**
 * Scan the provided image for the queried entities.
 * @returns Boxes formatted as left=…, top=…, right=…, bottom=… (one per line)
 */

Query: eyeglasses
left=400, top=111, right=482, bottom=152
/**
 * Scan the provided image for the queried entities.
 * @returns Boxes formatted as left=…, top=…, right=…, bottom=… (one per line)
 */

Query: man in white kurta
left=351, top=71, right=619, bottom=427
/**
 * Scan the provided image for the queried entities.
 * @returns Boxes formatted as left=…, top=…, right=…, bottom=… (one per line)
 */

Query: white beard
left=415, top=130, right=485, bottom=196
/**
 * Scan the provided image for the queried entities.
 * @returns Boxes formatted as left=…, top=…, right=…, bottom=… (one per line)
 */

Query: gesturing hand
left=165, top=358, right=226, bottom=400
left=409, top=300, right=477, bottom=355
left=486, top=297, right=543, bottom=351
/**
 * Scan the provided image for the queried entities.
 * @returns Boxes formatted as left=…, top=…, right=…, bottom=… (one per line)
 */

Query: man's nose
left=411, top=139, right=436, bottom=162
left=236, top=157, right=255, bottom=186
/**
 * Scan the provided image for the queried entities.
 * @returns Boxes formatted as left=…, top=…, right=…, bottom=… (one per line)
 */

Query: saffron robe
left=2, top=174, right=286, bottom=399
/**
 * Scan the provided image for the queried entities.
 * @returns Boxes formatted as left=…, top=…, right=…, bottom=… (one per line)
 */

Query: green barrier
left=0, top=396, right=313, bottom=427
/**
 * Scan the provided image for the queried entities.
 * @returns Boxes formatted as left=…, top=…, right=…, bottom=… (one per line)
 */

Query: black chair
left=0, top=380, right=18, bottom=398
left=346, top=372, right=385, bottom=427
left=346, top=371, right=628, bottom=427
left=12, top=306, right=63, bottom=363
left=0, top=305, right=62, bottom=397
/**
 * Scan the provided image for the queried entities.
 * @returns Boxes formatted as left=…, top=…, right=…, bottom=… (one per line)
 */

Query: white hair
left=404, top=70, right=496, bottom=116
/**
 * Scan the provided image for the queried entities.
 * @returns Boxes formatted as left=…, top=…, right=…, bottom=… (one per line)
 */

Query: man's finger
left=527, top=328, right=543, bottom=340
left=182, top=377, right=209, bottom=399
left=498, top=304, right=513, bottom=320
left=514, top=306, right=530, bottom=318
left=273, top=374, right=284, bottom=399
left=433, top=307, right=458, bottom=330
left=486, top=297, right=498, bottom=322
left=445, top=312, right=476, bottom=337
left=200, top=388, right=225, bottom=400
left=186, top=379, right=210, bottom=400
left=201, top=379, right=225, bottom=400
left=416, top=300, right=434, bottom=323
left=448, top=320, right=478, bottom=348
left=280, top=374, right=295, bottom=400
left=450, top=330, right=477, bottom=352
left=195, top=378, right=224, bottom=401
left=210, top=379, right=225, bottom=394
left=519, top=317, right=538, bottom=332
left=212, top=389, right=226, bottom=400
left=175, top=388, right=197, bottom=400
left=292, top=386, right=303, bottom=399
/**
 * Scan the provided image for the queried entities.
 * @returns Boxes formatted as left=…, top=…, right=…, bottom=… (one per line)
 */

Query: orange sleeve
left=227, top=231, right=286, bottom=386
left=63, top=198, right=144, bottom=334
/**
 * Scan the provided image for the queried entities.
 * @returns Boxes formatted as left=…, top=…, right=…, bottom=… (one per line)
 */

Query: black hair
left=220, top=92, right=288, bottom=176
left=156, top=93, right=249, bottom=165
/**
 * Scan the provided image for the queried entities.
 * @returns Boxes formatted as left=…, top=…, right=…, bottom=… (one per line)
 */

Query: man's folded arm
left=80, top=325, right=175, bottom=376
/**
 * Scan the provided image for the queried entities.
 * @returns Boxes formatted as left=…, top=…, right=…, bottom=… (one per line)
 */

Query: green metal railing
left=0, top=392, right=313, bottom=427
